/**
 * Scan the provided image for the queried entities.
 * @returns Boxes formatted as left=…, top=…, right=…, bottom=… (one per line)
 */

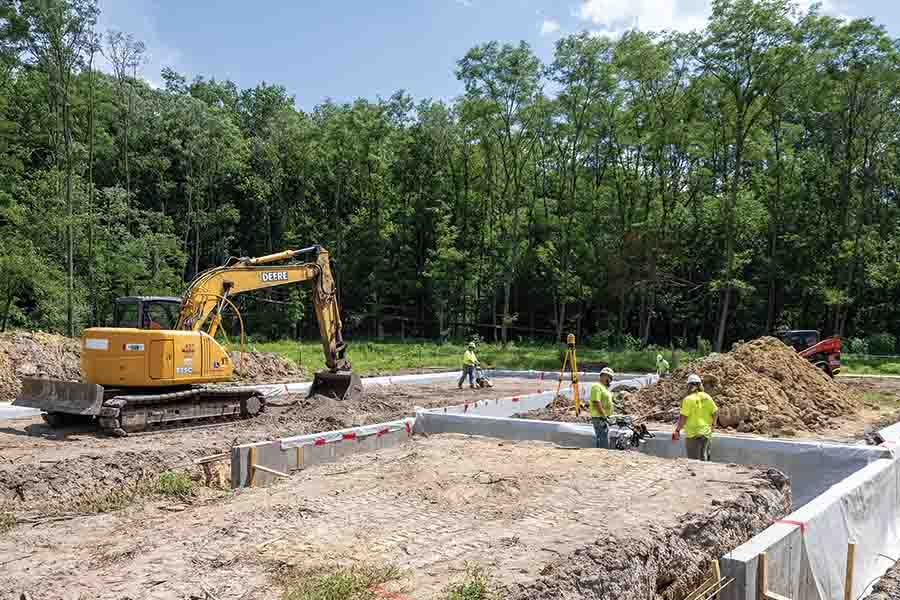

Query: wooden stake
left=248, top=446, right=257, bottom=488
left=295, top=446, right=304, bottom=470
left=254, top=464, right=289, bottom=478
left=757, top=553, right=792, bottom=600
left=844, top=542, right=856, bottom=600
left=758, top=552, right=769, bottom=600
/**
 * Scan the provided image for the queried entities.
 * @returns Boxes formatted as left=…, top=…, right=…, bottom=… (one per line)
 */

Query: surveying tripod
left=556, top=333, right=582, bottom=415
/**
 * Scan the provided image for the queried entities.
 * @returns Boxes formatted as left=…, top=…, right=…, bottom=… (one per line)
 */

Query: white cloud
left=575, top=0, right=709, bottom=37
left=455, top=0, right=473, bottom=6
left=574, top=0, right=850, bottom=38
left=541, top=18, right=562, bottom=35
left=813, top=0, right=853, bottom=21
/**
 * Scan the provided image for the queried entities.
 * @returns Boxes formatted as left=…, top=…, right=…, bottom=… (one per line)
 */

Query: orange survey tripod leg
left=556, top=333, right=581, bottom=415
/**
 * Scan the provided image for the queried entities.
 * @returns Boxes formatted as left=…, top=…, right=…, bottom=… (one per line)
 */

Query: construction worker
left=458, top=342, right=479, bottom=389
left=656, top=353, right=670, bottom=377
left=589, top=367, right=615, bottom=449
left=672, top=373, right=717, bottom=461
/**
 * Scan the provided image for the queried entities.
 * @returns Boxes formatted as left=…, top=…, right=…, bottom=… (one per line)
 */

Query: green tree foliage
left=1, top=0, right=899, bottom=349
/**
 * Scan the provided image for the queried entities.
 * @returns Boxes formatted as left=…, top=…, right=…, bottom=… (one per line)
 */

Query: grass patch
left=0, top=511, right=14, bottom=534
left=255, top=338, right=900, bottom=377
left=445, top=565, right=498, bottom=600
left=843, top=356, right=900, bottom=376
left=155, top=471, right=195, bottom=498
left=68, top=484, right=150, bottom=514
left=56, top=471, right=194, bottom=517
left=277, top=563, right=407, bottom=600
left=255, top=338, right=694, bottom=376
left=860, top=391, right=900, bottom=408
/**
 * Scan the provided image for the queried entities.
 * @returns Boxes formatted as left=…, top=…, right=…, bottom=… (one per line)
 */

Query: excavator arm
left=176, top=245, right=349, bottom=372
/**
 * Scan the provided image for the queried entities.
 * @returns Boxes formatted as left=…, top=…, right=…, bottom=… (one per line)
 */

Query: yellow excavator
left=13, top=245, right=362, bottom=436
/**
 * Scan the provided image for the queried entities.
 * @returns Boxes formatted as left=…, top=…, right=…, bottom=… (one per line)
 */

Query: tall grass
left=254, top=338, right=695, bottom=376
left=254, top=338, right=900, bottom=377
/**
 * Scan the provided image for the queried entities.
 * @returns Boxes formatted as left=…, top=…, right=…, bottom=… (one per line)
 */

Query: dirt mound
left=268, top=383, right=460, bottom=432
left=0, top=331, right=81, bottom=401
left=632, top=337, right=860, bottom=435
left=230, top=350, right=304, bottom=383
left=514, top=390, right=633, bottom=423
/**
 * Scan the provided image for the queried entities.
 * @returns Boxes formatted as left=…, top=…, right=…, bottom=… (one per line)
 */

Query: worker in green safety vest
left=589, top=367, right=615, bottom=449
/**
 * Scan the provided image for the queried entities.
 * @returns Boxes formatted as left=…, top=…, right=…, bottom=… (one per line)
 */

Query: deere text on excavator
left=13, top=245, right=361, bottom=436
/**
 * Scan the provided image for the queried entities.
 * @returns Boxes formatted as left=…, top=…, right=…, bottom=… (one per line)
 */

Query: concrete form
left=230, top=370, right=900, bottom=600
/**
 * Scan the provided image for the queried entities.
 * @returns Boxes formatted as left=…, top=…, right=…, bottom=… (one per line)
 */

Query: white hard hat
left=468, top=342, right=476, bottom=348
left=600, top=367, right=615, bottom=377
left=657, top=354, right=663, bottom=361
left=687, top=373, right=702, bottom=385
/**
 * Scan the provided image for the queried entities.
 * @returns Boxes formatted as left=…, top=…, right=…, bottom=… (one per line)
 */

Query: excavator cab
left=113, top=297, right=182, bottom=330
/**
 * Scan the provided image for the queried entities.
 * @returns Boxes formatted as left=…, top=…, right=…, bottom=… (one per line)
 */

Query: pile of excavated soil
left=632, top=337, right=860, bottom=436
left=229, top=350, right=304, bottom=383
left=0, top=435, right=792, bottom=600
left=0, top=330, right=306, bottom=401
left=513, top=389, right=634, bottom=423
left=0, top=331, right=81, bottom=401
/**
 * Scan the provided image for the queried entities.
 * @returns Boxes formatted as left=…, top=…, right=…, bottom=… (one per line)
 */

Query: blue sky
left=98, top=0, right=900, bottom=110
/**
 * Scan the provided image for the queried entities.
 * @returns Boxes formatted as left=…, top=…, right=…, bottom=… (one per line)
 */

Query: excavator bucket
left=307, top=371, right=364, bottom=401
left=13, top=378, right=105, bottom=415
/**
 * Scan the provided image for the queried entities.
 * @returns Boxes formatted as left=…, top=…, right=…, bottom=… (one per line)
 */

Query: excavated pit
left=0, top=434, right=792, bottom=599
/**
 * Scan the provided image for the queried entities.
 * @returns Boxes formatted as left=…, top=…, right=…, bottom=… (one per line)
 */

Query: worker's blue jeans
left=458, top=365, right=475, bottom=388
left=592, top=417, right=609, bottom=449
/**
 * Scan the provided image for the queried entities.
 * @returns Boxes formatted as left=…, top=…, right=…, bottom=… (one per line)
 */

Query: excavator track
left=95, top=388, right=266, bottom=436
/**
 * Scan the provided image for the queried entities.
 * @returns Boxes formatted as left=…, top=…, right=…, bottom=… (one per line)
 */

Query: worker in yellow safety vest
left=458, top=342, right=479, bottom=390
left=589, top=367, right=615, bottom=449
left=656, top=354, right=670, bottom=377
left=672, top=373, right=717, bottom=461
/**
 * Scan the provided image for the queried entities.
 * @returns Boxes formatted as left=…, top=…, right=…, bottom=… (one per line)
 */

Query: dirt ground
left=0, top=434, right=791, bottom=600
left=0, top=378, right=540, bottom=514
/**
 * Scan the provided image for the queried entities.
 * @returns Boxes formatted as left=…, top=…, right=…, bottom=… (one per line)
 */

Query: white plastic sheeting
left=721, top=457, right=900, bottom=600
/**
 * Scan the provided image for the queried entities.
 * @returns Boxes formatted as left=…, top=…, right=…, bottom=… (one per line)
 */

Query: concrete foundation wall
left=231, top=419, right=413, bottom=488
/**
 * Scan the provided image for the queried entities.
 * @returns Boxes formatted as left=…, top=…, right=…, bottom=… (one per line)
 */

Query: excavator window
left=113, top=298, right=181, bottom=330
left=114, top=301, right=140, bottom=328
left=143, top=301, right=178, bottom=330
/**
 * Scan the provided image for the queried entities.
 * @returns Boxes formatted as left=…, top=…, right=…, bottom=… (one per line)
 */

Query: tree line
left=1, top=0, right=899, bottom=353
